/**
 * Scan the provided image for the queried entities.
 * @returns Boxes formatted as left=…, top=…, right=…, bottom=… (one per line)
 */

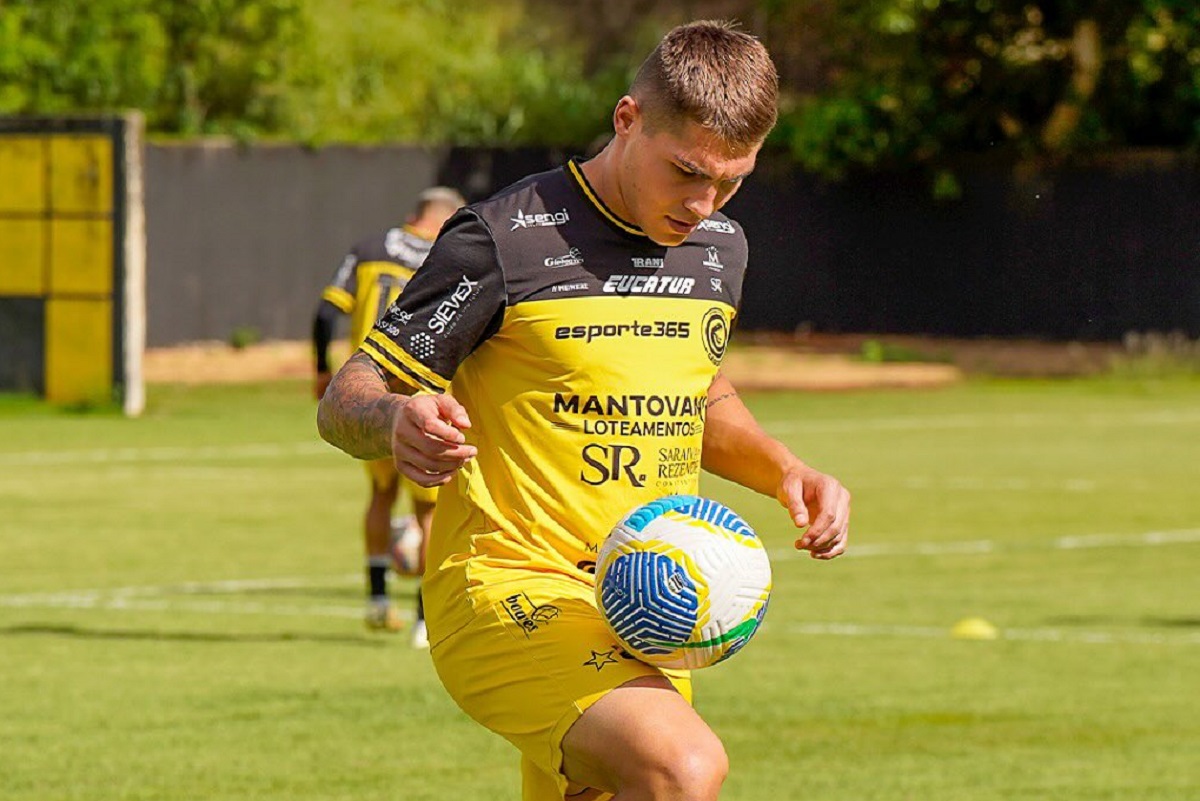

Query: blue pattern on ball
left=599, top=551, right=698, bottom=655
left=623, top=494, right=756, bottom=539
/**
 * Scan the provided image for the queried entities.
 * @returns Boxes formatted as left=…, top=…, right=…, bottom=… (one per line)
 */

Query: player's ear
left=613, top=96, right=641, bottom=138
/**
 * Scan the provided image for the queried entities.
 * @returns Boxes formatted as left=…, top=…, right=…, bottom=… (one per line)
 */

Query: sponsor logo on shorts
left=583, top=648, right=620, bottom=671
left=501, top=592, right=561, bottom=637
left=511, top=208, right=570, bottom=230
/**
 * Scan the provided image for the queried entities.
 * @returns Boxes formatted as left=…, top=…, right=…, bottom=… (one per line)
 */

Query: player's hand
left=314, top=371, right=333, bottom=400
left=390, top=393, right=477, bottom=487
left=777, top=464, right=850, bottom=560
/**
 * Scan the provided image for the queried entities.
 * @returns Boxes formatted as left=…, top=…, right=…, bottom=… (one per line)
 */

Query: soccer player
left=318, top=20, right=850, bottom=800
left=312, top=185, right=465, bottom=643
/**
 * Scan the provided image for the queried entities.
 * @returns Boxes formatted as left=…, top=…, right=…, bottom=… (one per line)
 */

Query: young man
left=318, top=21, right=850, bottom=800
left=312, top=185, right=465, bottom=644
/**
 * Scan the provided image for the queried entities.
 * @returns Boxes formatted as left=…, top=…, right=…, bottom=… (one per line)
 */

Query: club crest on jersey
left=602, top=275, right=695, bottom=295
left=511, top=208, right=570, bottom=230
left=702, top=307, right=730, bottom=365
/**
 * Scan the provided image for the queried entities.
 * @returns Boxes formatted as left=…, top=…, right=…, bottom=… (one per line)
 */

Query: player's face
left=617, top=102, right=759, bottom=246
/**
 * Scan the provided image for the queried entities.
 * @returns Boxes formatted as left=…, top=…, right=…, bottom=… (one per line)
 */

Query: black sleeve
left=312, top=299, right=342, bottom=372
left=362, top=210, right=506, bottom=392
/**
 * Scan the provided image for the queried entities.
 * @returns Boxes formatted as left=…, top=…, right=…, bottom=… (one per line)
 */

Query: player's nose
left=683, top=187, right=718, bottom=220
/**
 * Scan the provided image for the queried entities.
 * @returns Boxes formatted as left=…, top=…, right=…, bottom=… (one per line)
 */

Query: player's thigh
left=430, top=581, right=690, bottom=796
left=560, top=675, right=726, bottom=795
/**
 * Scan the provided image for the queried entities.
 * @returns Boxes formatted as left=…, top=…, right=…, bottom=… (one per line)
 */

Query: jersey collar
left=566, top=158, right=648, bottom=239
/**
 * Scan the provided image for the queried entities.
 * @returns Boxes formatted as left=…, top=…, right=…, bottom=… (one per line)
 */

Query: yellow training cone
left=951, top=617, right=999, bottom=640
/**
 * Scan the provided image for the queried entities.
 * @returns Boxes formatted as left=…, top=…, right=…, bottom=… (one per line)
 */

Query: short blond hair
left=630, top=20, right=779, bottom=150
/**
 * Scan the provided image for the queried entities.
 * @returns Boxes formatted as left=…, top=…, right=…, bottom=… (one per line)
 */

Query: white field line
left=768, top=528, right=1200, bottom=561
left=2, top=528, right=1197, bottom=612
left=762, top=408, right=1200, bottom=435
left=3, top=406, right=1198, bottom=467
left=0, top=442, right=333, bottom=467
left=786, top=622, right=1200, bottom=647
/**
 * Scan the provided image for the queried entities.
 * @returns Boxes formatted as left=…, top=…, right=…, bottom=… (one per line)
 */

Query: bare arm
left=317, top=352, right=477, bottom=486
left=316, top=352, right=408, bottom=460
left=702, top=372, right=851, bottom=558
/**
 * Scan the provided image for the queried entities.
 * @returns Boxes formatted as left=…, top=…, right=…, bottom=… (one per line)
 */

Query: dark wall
left=143, top=143, right=1200, bottom=346
left=144, top=143, right=446, bottom=347
left=726, top=152, right=1200, bottom=340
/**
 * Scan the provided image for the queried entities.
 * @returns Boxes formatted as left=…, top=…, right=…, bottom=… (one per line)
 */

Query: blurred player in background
left=312, top=185, right=465, bottom=644
left=318, top=21, right=850, bottom=801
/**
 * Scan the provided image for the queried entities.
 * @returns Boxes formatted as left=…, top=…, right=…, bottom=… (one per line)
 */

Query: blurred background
left=2, top=0, right=1199, bottom=361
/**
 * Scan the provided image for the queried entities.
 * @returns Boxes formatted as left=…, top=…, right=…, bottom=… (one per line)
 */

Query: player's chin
left=648, top=221, right=694, bottom=246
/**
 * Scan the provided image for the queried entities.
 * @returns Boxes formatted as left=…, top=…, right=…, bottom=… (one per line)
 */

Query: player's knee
left=639, top=732, right=728, bottom=800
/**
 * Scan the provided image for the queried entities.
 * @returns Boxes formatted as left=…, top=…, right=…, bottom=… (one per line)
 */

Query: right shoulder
left=463, top=167, right=573, bottom=243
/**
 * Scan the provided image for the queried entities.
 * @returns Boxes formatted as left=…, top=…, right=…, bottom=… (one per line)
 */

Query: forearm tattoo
left=706, top=391, right=738, bottom=409
left=316, top=352, right=403, bottom=460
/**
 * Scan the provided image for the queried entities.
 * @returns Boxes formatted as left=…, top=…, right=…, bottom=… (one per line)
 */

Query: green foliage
left=778, top=0, right=1200, bottom=176
left=0, top=0, right=306, bottom=135
left=294, top=0, right=620, bottom=145
left=4, top=0, right=1200, bottom=158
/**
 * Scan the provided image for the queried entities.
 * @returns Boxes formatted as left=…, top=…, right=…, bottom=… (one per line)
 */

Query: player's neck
left=579, top=148, right=634, bottom=228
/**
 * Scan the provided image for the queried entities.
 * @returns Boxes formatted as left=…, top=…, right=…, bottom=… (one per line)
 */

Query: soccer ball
left=595, top=495, right=772, bottom=670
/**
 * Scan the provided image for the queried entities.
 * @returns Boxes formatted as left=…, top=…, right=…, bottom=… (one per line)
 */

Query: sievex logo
left=428, top=275, right=480, bottom=335
left=602, top=275, right=695, bottom=295
left=697, top=218, right=735, bottom=234
left=511, top=208, right=570, bottom=230
left=544, top=247, right=584, bottom=268
left=630, top=256, right=665, bottom=270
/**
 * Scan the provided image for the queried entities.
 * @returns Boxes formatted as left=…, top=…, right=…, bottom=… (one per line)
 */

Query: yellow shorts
left=363, top=457, right=438, bottom=504
left=429, top=572, right=691, bottom=800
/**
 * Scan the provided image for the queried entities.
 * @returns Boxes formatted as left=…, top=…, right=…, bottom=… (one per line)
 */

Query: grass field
left=2, top=376, right=1198, bottom=800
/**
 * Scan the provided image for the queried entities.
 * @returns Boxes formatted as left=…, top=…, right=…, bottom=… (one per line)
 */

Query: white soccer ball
left=595, top=495, right=772, bottom=670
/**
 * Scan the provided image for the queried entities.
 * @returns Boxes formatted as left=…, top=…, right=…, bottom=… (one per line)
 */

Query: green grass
left=2, top=377, right=1199, bottom=800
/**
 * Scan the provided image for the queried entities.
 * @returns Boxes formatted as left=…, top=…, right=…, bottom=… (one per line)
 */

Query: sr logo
left=580, top=444, right=646, bottom=487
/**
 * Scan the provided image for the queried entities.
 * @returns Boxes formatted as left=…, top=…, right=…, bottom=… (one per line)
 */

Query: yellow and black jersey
left=321, top=226, right=435, bottom=350
left=361, top=158, right=748, bottom=635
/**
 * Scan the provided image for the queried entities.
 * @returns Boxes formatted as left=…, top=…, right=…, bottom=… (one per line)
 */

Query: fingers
left=391, top=394, right=477, bottom=486
left=785, top=469, right=851, bottom=559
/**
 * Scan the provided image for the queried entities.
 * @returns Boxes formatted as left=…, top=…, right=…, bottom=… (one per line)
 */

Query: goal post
left=0, top=113, right=145, bottom=416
